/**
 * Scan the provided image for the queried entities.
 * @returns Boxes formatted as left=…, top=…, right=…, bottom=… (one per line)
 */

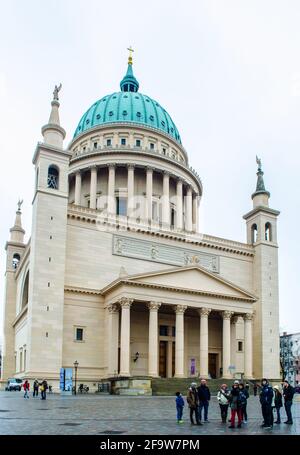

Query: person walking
left=40, top=379, right=48, bottom=400
left=228, top=380, right=243, bottom=428
left=197, top=379, right=211, bottom=423
left=33, top=379, right=39, bottom=397
left=273, top=385, right=283, bottom=424
left=239, top=383, right=249, bottom=423
left=217, top=384, right=230, bottom=423
left=259, top=378, right=274, bottom=429
left=23, top=380, right=30, bottom=399
left=282, top=380, right=294, bottom=424
left=187, top=383, right=202, bottom=425
left=253, top=383, right=258, bottom=397
left=175, top=392, right=184, bottom=424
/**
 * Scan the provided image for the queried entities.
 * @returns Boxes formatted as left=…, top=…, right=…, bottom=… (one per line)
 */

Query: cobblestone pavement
left=0, top=391, right=299, bottom=435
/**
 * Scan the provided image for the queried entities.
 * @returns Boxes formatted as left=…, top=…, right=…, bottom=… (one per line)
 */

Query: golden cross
left=127, top=46, right=134, bottom=57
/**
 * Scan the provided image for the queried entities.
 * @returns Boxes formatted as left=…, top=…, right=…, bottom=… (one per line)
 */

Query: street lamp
left=74, top=360, right=79, bottom=395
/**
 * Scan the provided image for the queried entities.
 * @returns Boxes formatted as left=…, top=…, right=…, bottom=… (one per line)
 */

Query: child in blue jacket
left=175, top=391, right=185, bottom=423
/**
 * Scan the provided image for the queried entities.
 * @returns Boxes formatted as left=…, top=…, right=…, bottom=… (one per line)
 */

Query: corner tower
left=243, top=157, right=280, bottom=379
left=26, top=86, right=71, bottom=387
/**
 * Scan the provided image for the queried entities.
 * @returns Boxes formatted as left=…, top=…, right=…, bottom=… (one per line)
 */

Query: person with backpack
left=272, top=385, right=283, bottom=424
left=239, top=382, right=249, bottom=423
left=282, top=380, right=295, bottom=424
left=228, top=380, right=243, bottom=428
left=40, top=379, right=48, bottom=400
left=33, top=379, right=39, bottom=397
left=259, top=378, right=274, bottom=429
left=217, top=384, right=230, bottom=423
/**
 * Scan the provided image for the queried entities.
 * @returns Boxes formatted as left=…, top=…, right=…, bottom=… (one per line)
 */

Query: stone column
left=145, top=167, right=153, bottom=221
left=174, top=305, right=187, bottom=378
left=230, top=316, right=239, bottom=375
left=185, top=186, right=193, bottom=232
left=74, top=171, right=82, bottom=205
left=107, top=303, right=119, bottom=376
left=107, top=164, right=116, bottom=215
left=127, top=164, right=135, bottom=218
left=244, top=313, right=254, bottom=378
left=90, top=166, right=97, bottom=209
left=176, top=179, right=183, bottom=230
left=222, top=311, right=234, bottom=378
left=119, top=297, right=133, bottom=377
left=162, top=171, right=170, bottom=227
left=147, top=302, right=161, bottom=377
left=192, top=193, right=199, bottom=233
left=198, top=308, right=211, bottom=378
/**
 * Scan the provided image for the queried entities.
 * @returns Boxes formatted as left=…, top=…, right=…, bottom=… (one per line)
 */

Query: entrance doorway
left=208, top=353, right=217, bottom=379
left=159, top=341, right=167, bottom=377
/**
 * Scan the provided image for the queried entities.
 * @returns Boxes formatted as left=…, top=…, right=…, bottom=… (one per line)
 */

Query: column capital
left=163, top=170, right=170, bottom=177
left=75, top=170, right=82, bottom=176
left=118, top=297, right=133, bottom=309
left=243, top=313, right=254, bottom=321
left=222, top=310, right=234, bottom=320
left=108, top=163, right=116, bottom=170
left=146, top=166, right=154, bottom=173
left=175, top=304, right=187, bottom=314
left=186, top=186, right=192, bottom=195
left=148, top=301, right=161, bottom=311
left=107, top=303, right=119, bottom=314
left=198, top=307, right=211, bottom=317
left=127, top=164, right=135, bottom=170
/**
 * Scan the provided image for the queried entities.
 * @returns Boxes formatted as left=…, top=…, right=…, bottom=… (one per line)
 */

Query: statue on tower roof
left=53, top=83, right=62, bottom=101
left=17, top=199, right=23, bottom=213
left=256, top=155, right=262, bottom=172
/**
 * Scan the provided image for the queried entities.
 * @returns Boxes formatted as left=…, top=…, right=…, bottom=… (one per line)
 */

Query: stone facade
left=1, top=59, right=281, bottom=392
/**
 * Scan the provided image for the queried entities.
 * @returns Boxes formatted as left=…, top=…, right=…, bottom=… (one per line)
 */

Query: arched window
left=12, top=253, right=21, bottom=269
left=265, top=222, right=272, bottom=241
left=251, top=224, right=258, bottom=243
left=21, top=271, right=29, bottom=309
left=47, top=165, right=59, bottom=189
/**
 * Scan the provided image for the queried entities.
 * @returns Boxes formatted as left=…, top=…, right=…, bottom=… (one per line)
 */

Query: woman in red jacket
left=23, top=380, right=30, bottom=399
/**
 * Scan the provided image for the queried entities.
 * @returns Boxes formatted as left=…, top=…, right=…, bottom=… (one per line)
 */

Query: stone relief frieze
left=112, top=235, right=219, bottom=273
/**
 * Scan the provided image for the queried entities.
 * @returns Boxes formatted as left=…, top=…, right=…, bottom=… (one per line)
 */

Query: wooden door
left=159, top=341, right=167, bottom=377
left=208, top=353, right=217, bottom=379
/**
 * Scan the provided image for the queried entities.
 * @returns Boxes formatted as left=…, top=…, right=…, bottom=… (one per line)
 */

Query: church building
left=1, top=51, right=281, bottom=392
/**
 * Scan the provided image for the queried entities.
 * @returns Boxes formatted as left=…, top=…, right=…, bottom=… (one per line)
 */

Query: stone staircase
left=151, top=378, right=229, bottom=396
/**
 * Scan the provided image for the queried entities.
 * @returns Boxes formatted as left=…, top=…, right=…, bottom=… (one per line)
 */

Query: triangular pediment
left=125, top=265, right=256, bottom=301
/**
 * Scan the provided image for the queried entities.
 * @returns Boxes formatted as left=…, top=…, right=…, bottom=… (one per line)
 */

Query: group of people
left=22, top=379, right=50, bottom=400
left=175, top=378, right=295, bottom=429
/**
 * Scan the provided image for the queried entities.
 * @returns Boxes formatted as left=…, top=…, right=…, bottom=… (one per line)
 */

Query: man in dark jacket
left=282, top=380, right=294, bottom=424
left=187, top=383, right=202, bottom=425
left=259, top=378, right=274, bottom=429
left=197, top=379, right=211, bottom=423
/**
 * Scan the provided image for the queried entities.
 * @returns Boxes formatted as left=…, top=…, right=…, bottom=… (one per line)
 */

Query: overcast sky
left=0, top=0, right=299, bottom=337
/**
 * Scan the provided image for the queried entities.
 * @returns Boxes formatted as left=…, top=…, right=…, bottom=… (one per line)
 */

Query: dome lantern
left=120, top=46, right=139, bottom=93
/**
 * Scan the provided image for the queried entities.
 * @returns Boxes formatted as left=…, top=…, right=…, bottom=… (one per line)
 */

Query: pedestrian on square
left=228, top=380, right=243, bottom=428
left=239, top=383, right=249, bottom=423
left=272, top=385, right=283, bottom=424
left=217, top=384, right=230, bottom=423
left=175, top=391, right=184, bottom=424
left=245, top=382, right=250, bottom=395
left=259, top=378, right=274, bottom=429
left=253, top=383, right=258, bottom=396
left=282, top=380, right=294, bottom=425
left=40, top=379, right=48, bottom=400
left=23, top=380, right=30, bottom=399
left=187, top=383, right=202, bottom=425
left=33, top=379, right=39, bottom=397
left=197, top=379, right=211, bottom=423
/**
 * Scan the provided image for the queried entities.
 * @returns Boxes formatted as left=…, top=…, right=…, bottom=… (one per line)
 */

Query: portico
left=104, top=264, right=256, bottom=380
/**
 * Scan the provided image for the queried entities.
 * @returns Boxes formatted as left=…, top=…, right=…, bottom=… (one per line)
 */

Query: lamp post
left=74, top=360, right=79, bottom=395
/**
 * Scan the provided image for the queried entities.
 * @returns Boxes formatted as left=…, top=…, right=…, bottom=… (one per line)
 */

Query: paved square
left=0, top=391, right=299, bottom=435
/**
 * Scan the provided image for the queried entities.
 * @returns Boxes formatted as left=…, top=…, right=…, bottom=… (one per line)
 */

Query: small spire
left=10, top=200, right=25, bottom=243
left=120, top=47, right=139, bottom=93
left=252, top=156, right=270, bottom=204
left=41, top=84, right=66, bottom=148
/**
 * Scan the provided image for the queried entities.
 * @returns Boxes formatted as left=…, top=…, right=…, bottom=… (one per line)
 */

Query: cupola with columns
left=68, top=50, right=202, bottom=233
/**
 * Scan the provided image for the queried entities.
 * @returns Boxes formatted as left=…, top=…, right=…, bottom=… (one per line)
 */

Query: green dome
left=73, top=62, right=181, bottom=144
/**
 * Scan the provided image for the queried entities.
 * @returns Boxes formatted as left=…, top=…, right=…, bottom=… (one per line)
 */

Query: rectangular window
left=159, top=325, right=168, bottom=336
left=135, top=139, right=141, bottom=147
left=162, top=147, right=166, bottom=154
left=75, top=328, right=84, bottom=341
left=150, top=142, right=155, bottom=150
left=116, top=197, right=127, bottom=216
left=93, top=142, right=98, bottom=149
left=121, top=138, right=126, bottom=146
left=106, top=139, right=112, bottom=146
left=172, top=326, right=176, bottom=337
left=238, top=341, right=243, bottom=352
left=19, top=351, right=23, bottom=372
